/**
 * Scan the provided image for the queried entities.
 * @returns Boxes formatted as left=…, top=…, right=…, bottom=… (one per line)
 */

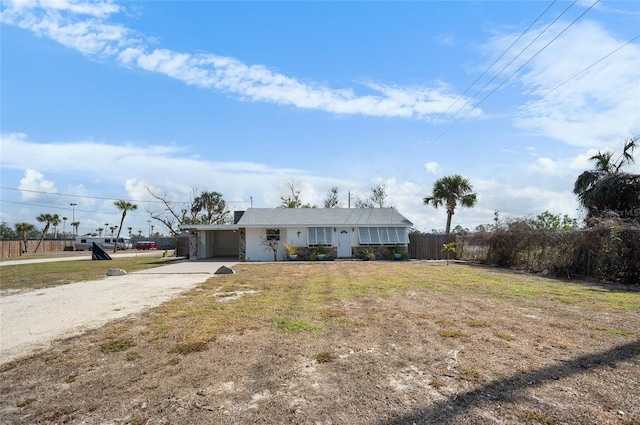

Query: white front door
left=337, top=229, right=351, bottom=258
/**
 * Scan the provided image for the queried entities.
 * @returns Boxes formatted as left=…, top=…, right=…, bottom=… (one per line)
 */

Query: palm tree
left=50, top=214, right=61, bottom=239
left=71, top=221, right=80, bottom=236
left=573, top=136, right=638, bottom=220
left=113, top=200, right=138, bottom=252
left=423, top=175, right=477, bottom=237
left=15, top=222, right=36, bottom=253
left=191, top=191, right=229, bottom=224
left=34, top=213, right=55, bottom=252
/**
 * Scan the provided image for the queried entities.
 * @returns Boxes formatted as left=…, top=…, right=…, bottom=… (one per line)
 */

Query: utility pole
left=70, top=203, right=77, bottom=235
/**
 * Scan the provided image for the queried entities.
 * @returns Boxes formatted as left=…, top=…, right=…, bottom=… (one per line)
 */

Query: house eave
left=179, top=224, right=240, bottom=231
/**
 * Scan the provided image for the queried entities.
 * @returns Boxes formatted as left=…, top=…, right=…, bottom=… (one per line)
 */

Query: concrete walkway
left=0, top=258, right=237, bottom=365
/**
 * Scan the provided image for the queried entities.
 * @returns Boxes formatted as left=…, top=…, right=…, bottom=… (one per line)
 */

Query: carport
left=182, top=225, right=241, bottom=260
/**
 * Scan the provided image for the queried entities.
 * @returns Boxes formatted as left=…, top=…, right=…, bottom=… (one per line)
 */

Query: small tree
left=260, top=229, right=280, bottom=261
left=442, top=242, right=457, bottom=265
left=15, top=222, right=36, bottom=253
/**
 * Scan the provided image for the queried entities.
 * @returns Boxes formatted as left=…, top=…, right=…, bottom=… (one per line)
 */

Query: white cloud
left=1, top=0, right=482, bottom=120
left=18, top=168, right=57, bottom=201
left=528, top=157, right=566, bottom=177
left=494, top=20, right=640, bottom=146
left=424, top=161, right=440, bottom=175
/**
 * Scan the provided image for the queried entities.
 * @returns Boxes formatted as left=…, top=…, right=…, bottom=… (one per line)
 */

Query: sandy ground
left=0, top=260, right=235, bottom=365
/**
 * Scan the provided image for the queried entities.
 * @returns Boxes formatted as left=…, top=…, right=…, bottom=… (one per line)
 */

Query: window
left=358, top=227, right=408, bottom=245
left=308, top=227, right=333, bottom=246
left=266, top=229, right=280, bottom=241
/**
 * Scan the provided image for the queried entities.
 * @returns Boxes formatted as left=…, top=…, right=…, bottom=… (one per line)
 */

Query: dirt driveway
left=0, top=260, right=236, bottom=364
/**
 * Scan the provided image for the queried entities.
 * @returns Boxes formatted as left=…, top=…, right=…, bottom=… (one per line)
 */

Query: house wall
left=245, top=228, right=282, bottom=262
left=283, top=227, right=308, bottom=247
left=241, top=226, right=409, bottom=262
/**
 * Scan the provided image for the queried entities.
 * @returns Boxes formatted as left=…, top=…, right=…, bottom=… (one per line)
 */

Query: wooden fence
left=408, top=234, right=454, bottom=260
left=0, top=239, right=76, bottom=258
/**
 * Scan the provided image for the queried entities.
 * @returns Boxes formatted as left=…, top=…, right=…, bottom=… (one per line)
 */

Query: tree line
left=3, top=136, right=637, bottom=252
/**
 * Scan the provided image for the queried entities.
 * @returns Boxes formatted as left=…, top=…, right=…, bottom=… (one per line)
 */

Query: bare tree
left=146, top=187, right=187, bottom=236
left=355, top=184, right=392, bottom=208
left=280, top=180, right=313, bottom=208
left=146, top=187, right=231, bottom=236
left=323, top=187, right=340, bottom=208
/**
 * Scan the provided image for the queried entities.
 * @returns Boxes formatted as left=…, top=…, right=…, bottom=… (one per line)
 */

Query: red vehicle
left=136, top=241, right=157, bottom=250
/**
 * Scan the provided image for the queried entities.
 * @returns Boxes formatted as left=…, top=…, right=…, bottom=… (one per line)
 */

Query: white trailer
left=75, top=236, right=131, bottom=251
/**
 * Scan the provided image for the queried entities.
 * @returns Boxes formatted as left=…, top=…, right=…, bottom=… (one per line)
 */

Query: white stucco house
left=179, top=208, right=413, bottom=262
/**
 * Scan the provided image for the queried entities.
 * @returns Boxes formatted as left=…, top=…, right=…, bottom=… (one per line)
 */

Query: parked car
left=136, top=241, right=157, bottom=250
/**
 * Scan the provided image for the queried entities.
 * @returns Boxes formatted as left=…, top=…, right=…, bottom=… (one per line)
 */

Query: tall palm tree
left=573, top=136, right=638, bottom=219
left=34, top=213, right=55, bottom=252
left=15, top=222, right=35, bottom=253
left=423, top=175, right=477, bottom=237
left=113, top=200, right=138, bottom=252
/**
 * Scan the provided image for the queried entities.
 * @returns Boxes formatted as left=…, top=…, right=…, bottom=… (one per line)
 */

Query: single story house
left=179, top=207, right=413, bottom=262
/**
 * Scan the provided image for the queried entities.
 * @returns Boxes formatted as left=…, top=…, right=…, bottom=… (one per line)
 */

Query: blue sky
left=1, top=0, right=639, bottom=237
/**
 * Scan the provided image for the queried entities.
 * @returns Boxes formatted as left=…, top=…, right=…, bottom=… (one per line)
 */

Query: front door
left=337, top=229, right=351, bottom=258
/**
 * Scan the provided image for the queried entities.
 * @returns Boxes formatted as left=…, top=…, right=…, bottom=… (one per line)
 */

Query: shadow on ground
left=379, top=339, right=640, bottom=424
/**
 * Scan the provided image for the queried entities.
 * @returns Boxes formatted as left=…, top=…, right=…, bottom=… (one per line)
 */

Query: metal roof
left=236, top=208, right=413, bottom=227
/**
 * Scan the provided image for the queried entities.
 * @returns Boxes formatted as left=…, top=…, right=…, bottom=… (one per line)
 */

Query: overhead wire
left=438, top=0, right=559, bottom=118
left=431, top=0, right=601, bottom=143
left=0, top=186, right=251, bottom=206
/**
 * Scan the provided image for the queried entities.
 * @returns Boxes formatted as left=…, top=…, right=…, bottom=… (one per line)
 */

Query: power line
left=532, top=34, right=640, bottom=100
left=438, top=0, right=559, bottom=118
left=0, top=199, right=153, bottom=218
left=0, top=186, right=165, bottom=204
left=431, top=0, right=600, bottom=143
left=0, top=186, right=250, bottom=205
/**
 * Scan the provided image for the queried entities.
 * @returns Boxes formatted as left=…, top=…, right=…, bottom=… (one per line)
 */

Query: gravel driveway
left=0, top=259, right=236, bottom=365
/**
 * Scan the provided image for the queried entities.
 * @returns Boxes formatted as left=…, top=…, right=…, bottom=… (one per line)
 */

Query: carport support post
left=189, top=229, right=198, bottom=260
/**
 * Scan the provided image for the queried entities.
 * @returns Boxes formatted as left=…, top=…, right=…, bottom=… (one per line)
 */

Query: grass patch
left=100, top=339, right=137, bottom=353
left=143, top=262, right=639, bottom=352
left=466, top=319, right=491, bottom=328
left=496, top=331, right=516, bottom=341
left=605, top=328, right=634, bottom=337
left=439, top=330, right=469, bottom=338
left=273, top=317, right=320, bottom=332
left=460, top=367, right=483, bottom=382
left=316, top=352, right=337, bottom=363
left=17, top=397, right=36, bottom=408
left=0, top=254, right=179, bottom=292
left=169, top=341, right=208, bottom=355
left=126, top=352, right=140, bottom=361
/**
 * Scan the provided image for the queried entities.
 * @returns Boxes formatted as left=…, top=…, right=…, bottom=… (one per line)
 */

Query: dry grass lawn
left=1, top=261, right=638, bottom=424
